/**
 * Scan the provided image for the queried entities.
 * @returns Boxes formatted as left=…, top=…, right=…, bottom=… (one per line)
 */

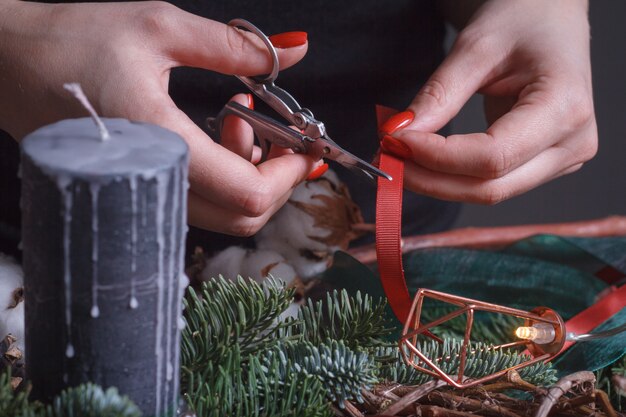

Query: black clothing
left=0, top=0, right=460, bottom=258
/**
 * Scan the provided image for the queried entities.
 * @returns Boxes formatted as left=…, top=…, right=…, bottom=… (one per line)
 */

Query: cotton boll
left=3, top=302, right=24, bottom=352
left=257, top=169, right=365, bottom=279
left=239, top=249, right=298, bottom=286
left=0, top=254, right=24, bottom=350
left=202, top=246, right=299, bottom=287
left=200, top=246, right=247, bottom=282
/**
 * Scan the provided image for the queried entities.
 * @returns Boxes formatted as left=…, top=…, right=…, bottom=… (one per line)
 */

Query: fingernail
left=307, top=162, right=328, bottom=180
left=381, top=135, right=412, bottom=159
left=247, top=93, right=254, bottom=110
left=269, top=31, right=308, bottom=48
left=379, top=111, right=414, bottom=135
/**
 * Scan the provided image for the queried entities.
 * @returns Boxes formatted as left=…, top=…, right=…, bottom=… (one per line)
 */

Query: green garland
left=1, top=277, right=566, bottom=417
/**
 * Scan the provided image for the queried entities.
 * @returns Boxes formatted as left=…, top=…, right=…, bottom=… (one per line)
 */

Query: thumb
left=156, top=6, right=308, bottom=75
left=406, top=39, right=492, bottom=132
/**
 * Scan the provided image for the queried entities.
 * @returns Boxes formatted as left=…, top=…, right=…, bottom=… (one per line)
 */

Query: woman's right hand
left=0, top=0, right=320, bottom=236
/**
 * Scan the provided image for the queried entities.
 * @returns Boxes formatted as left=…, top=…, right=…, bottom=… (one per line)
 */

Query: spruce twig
left=181, top=277, right=295, bottom=373
left=375, top=340, right=557, bottom=387
left=293, top=290, right=394, bottom=349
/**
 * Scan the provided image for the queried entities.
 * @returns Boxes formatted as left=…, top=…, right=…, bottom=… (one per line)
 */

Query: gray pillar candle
left=21, top=118, right=189, bottom=417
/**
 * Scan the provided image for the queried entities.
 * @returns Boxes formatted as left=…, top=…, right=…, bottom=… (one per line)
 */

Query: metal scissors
left=206, top=18, right=392, bottom=181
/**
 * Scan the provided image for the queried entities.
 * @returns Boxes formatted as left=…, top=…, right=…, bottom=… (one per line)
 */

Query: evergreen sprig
left=293, top=290, right=394, bottom=349
left=37, top=384, right=141, bottom=417
left=263, top=340, right=378, bottom=405
left=183, top=345, right=331, bottom=417
left=376, top=339, right=557, bottom=387
left=0, top=374, right=140, bottom=417
left=0, top=371, right=30, bottom=417
left=181, top=276, right=295, bottom=373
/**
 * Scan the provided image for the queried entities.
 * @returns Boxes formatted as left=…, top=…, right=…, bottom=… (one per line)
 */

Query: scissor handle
left=228, top=18, right=279, bottom=83
left=206, top=101, right=323, bottom=161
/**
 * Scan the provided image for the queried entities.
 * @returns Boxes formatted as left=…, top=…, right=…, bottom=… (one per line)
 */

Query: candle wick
left=63, top=83, right=110, bottom=141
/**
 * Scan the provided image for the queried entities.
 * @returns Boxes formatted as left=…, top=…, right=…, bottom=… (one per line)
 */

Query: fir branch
left=183, top=346, right=331, bottom=417
left=263, top=340, right=378, bottom=406
left=293, top=290, right=394, bottom=349
left=0, top=371, right=31, bottom=417
left=375, top=339, right=557, bottom=387
left=37, top=384, right=141, bottom=417
left=181, top=277, right=295, bottom=373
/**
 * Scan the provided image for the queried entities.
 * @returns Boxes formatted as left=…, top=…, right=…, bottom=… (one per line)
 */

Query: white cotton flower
left=0, top=253, right=24, bottom=351
left=200, top=246, right=248, bottom=282
left=239, top=250, right=298, bottom=286
left=256, top=169, right=365, bottom=279
left=201, top=247, right=299, bottom=286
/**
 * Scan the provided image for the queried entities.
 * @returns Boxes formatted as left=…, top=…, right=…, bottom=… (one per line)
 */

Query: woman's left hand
left=380, top=0, right=597, bottom=204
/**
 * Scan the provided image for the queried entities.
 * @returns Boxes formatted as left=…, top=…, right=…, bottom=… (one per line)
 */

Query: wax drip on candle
left=63, top=83, right=110, bottom=141
left=172, top=161, right=189, bottom=408
left=58, top=176, right=75, bottom=359
left=154, top=171, right=170, bottom=417
left=90, top=183, right=101, bottom=319
left=129, top=176, right=138, bottom=309
left=165, top=167, right=180, bottom=386
left=141, top=191, right=148, bottom=228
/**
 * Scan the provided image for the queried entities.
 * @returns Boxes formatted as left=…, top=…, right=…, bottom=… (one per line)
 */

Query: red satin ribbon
left=373, top=105, right=626, bottom=353
left=375, top=105, right=413, bottom=323
left=557, top=284, right=626, bottom=356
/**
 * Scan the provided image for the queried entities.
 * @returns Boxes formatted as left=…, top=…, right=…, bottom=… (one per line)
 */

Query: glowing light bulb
left=515, top=323, right=556, bottom=345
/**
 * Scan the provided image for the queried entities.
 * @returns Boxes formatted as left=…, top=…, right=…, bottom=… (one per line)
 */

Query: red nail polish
left=379, top=111, right=414, bottom=135
left=307, top=163, right=328, bottom=180
left=381, top=135, right=412, bottom=159
left=269, top=31, right=308, bottom=48
left=247, top=93, right=254, bottom=110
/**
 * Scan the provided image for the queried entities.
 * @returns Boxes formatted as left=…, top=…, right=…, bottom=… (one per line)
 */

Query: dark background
left=453, top=2, right=626, bottom=228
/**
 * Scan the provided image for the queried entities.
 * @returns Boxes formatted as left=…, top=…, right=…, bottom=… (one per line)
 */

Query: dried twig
left=507, top=370, right=540, bottom=392
left=420, top=405, right=483, bottom=417
left=331, top=404, right=347, bottom=417
left=352, top=223, right=376, bottom=233
left=426, top=391, right=522, bottom=417
left=594, top=389, right=618, bottom=417
left=348, top=216, right=626, bottom=264
left=342, top=400, right=365, bottom=417
left=361, top=389, right=390, bottom=413
left=474, top=370, right=543, bottom=396
left=381, top=380, right=447, bottom=416
left=534, top=371, right=596, bottom=417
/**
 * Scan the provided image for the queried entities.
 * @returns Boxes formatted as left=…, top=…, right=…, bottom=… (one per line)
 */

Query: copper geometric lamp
left=399, top=288, right=566, bottom=388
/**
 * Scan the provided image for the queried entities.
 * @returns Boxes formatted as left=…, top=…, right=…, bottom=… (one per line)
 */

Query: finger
left=251, top=145, right=262, bottom=164
left=187, top=188, right=291, bottom=236
left=405, top=36, right=500, bottom=132
left=393, top=85, right=568, bottom=179
left=402, top=144, right=587, bottom=205
left=152, top=5, right=308, bottom=75
left=220, top=93, right=255, bottom=161
left=190, top=124, right=317, bottom=217
left=127, top=84, right=319, bottom=217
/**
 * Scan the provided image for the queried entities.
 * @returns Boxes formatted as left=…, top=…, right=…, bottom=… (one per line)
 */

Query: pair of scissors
left=206, top=18, right=392, bottom=181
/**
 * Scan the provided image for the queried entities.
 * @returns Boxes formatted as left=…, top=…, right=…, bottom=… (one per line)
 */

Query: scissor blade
left=311, top=137, right=392, bottom=181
